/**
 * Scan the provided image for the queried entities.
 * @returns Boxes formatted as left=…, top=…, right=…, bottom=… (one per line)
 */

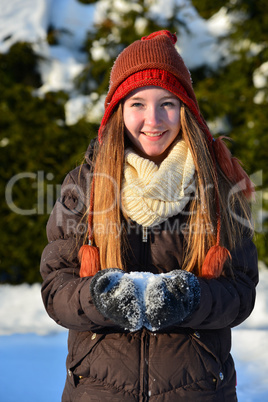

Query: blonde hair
left=92, top=104, right=127, bottom=270
left=89, top=103, right=252, bottom=276
left=180, top=104, right=251, bottom=275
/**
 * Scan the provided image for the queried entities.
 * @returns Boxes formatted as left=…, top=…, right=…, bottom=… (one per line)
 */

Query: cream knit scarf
left=122, top=140, right=196, bottom=227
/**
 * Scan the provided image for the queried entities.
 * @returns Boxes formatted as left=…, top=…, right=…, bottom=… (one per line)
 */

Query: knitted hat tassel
left=201, top=141, right=231, bottom=279
left=201, top=244, right=231, bottom=279
left=78, top=178, right=100, bottom=277
left=202, top=218, right=231, bottom=279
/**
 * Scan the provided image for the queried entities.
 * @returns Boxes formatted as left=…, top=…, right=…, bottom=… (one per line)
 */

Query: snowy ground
left=0, top=268, right=268, bottom=402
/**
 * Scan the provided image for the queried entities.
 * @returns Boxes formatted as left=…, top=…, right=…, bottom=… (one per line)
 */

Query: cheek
left=124, top=110, right=141, bottom=131
left=169, top=111, right=181, bottom=129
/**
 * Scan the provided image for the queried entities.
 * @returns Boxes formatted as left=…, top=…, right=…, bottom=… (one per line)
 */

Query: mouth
left=142, top=131, right=166, bottom=137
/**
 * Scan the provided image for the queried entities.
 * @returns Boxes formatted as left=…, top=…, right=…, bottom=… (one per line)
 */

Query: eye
left=130, top=102, right=143, bottom=107
left=161, top=101, right=175, bottom=107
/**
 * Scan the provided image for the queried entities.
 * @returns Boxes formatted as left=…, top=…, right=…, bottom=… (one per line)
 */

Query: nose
left=144, top=105, right=162, bottom=126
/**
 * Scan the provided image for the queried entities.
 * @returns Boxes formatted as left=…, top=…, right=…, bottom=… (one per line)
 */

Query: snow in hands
left=90, top=269, right=201, bottom=331
left=90, top=269, right=145, bottom=331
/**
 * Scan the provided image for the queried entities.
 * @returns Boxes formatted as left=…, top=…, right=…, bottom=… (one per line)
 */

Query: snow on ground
left=0, top=268, right=267, bottom=401
left=0, top=283, right=66, bottom=336
left=0, top=332, right=67, bottom=402
left=230, top=266, right=268, bottom=401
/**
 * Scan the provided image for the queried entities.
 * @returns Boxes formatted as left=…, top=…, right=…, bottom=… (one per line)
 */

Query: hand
left=90, top=268, right=144, bottom=332
left=144, top=270, right=200, bottom=331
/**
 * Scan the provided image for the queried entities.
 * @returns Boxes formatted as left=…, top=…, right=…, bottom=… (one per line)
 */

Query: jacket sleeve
left=181, top=236, right=259, bottom=330
left=40, top=167, right=119, bottom=332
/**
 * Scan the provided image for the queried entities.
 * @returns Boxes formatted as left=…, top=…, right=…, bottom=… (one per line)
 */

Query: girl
left=40, top=30, right=258, bottom=401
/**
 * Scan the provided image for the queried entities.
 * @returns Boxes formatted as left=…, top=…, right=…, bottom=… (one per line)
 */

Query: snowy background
left=1, top=0, right=267, bottom=401
left=2, top=0, right=264, bottom=127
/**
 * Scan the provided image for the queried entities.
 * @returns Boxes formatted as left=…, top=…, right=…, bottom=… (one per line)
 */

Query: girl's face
left=123, top=86, right=181, bottom=164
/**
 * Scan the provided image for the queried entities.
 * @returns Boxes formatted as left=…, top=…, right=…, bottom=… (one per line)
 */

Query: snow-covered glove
left=90, top=268, right=144, bottom=332
left=144, top=270, right=200, bottom=331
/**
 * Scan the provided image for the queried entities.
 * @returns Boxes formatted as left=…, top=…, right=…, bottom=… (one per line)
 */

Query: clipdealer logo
left=4, top=169, right=267, bottom=233
left=5, top=171, right=62, bottom=215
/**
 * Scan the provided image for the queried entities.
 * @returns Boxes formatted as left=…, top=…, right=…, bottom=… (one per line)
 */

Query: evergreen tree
left=0, top=42, right=97, bottom=283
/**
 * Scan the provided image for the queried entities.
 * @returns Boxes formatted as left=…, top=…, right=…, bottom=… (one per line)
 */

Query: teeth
left=143, top=132, right=164, bottom=137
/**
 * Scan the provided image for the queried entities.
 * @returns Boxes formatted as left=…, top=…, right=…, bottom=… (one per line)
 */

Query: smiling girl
left=41, top=30, right=258, bottom=402
left=123, top=86, right=181, bottom=163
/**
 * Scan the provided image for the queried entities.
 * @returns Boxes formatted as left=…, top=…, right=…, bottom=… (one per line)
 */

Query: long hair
left=180, top=104, right=252, bottom=275
left=92, top=103, right=127, bottom=270
left=90, top=102, right=252, bottom=275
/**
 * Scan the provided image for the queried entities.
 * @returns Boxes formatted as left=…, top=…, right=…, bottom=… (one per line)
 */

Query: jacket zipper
left=142, top=226, right=148, bottom=242
left=140, top=330, right=150, bottom=401
left=141, top=228, right=149, bottom=401
left=142, top=226, right=149, bottom=269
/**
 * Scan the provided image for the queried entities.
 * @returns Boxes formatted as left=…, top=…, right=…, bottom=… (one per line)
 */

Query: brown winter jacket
left=40, top=143, right=258, bottom=402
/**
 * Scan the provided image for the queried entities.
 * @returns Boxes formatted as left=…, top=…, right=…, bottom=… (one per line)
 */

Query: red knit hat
left=98, top=30, right=210, bottom=140
left=79, top=30, right=254, bottom=279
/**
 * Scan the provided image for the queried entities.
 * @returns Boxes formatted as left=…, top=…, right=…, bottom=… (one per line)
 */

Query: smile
left=143, top=131, right=165, bottom=137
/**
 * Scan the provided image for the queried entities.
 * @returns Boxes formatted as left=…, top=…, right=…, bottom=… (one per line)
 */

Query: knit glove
left=144, top=270, right=200, bottom=331
left=90, top=268, right=144, bottom=332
